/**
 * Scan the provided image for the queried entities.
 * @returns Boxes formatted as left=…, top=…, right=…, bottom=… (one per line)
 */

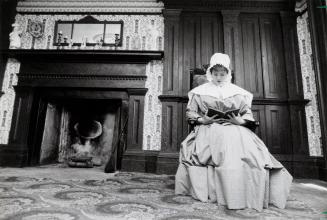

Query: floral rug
left=0, top=170, right=325, bottom=220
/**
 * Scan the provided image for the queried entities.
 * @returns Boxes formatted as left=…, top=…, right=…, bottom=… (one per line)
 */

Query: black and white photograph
left=0, top=0, right=326, bottom=219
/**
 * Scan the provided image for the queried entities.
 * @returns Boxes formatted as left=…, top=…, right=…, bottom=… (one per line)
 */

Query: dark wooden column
left=115, top=99, right=129, bottom=171
left=221, top=10, right=243, bottom=87
left=163, top=9, right=182, bottom=95
left=0, top=87, right=35, bottom=166
left=126, top=89, right=146, bottom=151
left=280, top=11, right=314, bottom=177
left=280, top=12, right=304, bottom=100
left=307, top=0, right=327, bottom=181
left=121, top=88, right=157, bottom=172
left=158, top=9, right=182, bottom=174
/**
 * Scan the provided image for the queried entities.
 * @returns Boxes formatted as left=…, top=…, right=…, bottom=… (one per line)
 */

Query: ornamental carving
left=27, top=20, right=45, bottom=38
left=18, top=74, right=147, bottom=81
left=17, top=0, right=164, bottom=13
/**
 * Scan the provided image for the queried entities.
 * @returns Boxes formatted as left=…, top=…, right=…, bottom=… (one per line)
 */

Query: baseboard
left=0, top=144, right=28, bottom=167
left=292, top=161, right=320, bottom=179
left=318, top=167, right=327, bottom=181
left=121, top=150, right=159, bottom=173
left=156, top=152, right=179, bottom=175
left=120, top=150, right=179, bottom=174
left=1, top=145, right=326, bottom=181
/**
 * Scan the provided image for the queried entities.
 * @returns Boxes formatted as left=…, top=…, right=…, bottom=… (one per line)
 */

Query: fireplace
left=26, top=87, right=133, bottom=171
left=0, top=50, right=163, bottom=171
left=39, top=99, right=121, bottom=167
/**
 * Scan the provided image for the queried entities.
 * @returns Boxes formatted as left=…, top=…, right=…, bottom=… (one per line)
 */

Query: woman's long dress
left=175, top=83, right=293, bottom=211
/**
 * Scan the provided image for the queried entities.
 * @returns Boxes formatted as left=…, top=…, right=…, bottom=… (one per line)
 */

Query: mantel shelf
left=2, top=49, right=164, bottom=63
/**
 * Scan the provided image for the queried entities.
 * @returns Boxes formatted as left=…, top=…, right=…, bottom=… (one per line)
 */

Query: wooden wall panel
left=240, top=14, right=263, bottom=98
left=260, top=15, right=288, bottom=99
left=163, top=9, right=181, bottom=95
left=132, top=100, right=140, bottom=143
left=280, top=12, right=303, bottom=99
left=161, top=10, right=308, bottom=174
left=251, top=105, right=266, bottom=143
left=161, top=11, right=224, bottom=153
left=9, top=88, right=35, bottom=145
left=181, top=15, right=196, bottom=95
left=289, top=106, right=309, bottom=155
left=265, top=105, right=291, bottom=154
left=161, top=102, right=179, bottom=152
left=222, top=11, right=243, bottom=88
left=181, top=12, right=224, bottom=95
left=127, top=95, right=144, bottom=150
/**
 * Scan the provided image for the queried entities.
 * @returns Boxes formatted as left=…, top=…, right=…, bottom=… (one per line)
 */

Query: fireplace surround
left=0, top=49, right=163, bottom=171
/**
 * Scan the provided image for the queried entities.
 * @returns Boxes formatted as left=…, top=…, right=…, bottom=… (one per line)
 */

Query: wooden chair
left=189, top=66, right=259, bottom=132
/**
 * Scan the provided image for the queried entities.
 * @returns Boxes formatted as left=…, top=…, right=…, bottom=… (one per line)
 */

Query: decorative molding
left=161, top=0, right=293, bottom=11
left=162, top=9, right=182, bottom=19
left=158, top=95, right=310, bottom=105
left=17, top=0, right=164, bottom=14
left=253, top=98, right=310, bottom=105
left=18, top=74, right=147, bottom=81
left=27, top=19, right=46, bottom=38
left=3, top=49, right=164, bottom=63
left=127, top=88, right=148, bottom=95
left=158, top=95, right=188, bottom=102
left=76, top=15, right=100, bottom=22
left=221, top=10, right=240, bottom=23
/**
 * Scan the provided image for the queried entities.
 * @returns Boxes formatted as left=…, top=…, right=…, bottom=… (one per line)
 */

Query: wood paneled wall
left=161, top=11, right=224, bottom=154
left=160, top=9, right=309, bottom=172
left=307, top=0, right=327, bottom=180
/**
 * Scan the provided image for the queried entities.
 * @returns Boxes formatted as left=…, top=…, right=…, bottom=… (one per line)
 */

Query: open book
left=206, top=107, right=242, bottom=119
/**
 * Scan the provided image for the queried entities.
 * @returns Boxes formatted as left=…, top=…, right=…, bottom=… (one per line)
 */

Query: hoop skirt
left=175, top=85, right=292, bottom=211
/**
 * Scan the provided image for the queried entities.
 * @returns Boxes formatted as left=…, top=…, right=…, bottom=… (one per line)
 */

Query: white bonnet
left=206, top=53, right=232, bottom=82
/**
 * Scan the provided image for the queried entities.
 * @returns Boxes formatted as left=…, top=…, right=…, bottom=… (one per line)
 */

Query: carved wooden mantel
left=0, top=48, right=163, bottom=169
left=3, top=49, right=164, bottom=63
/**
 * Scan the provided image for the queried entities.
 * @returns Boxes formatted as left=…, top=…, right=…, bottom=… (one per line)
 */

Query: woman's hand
left=227, top=113, right=246, bottom=125
left=198, top=115, right=218, bottom=125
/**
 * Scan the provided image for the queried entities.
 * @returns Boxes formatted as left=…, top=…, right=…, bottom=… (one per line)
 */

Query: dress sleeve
left=186, top=94, right=203, bottom=122
left=239, top=95, right=255, bottom=122
left=241, top=105, right=255, bottom=122
left=238, top=94, right=259, bottom=131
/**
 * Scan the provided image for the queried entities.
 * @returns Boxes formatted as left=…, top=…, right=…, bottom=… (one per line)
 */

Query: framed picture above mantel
left=53, top=16, right=124, bottom=47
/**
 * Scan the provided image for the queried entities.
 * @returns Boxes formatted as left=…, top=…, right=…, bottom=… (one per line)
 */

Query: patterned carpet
left=0, top=167, right=325, bottom=220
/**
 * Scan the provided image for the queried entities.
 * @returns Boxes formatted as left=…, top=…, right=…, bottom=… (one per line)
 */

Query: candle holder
left=114, top=34, right=121, bottom=50
left=57, top=31, right=62, bottom=49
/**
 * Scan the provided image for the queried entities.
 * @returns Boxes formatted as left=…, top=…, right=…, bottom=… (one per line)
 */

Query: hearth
left=39, top=99, right=121, bottom=167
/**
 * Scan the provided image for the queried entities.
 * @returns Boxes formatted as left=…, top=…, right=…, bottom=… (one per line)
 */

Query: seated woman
left=175, top=53, right=292, bottom=211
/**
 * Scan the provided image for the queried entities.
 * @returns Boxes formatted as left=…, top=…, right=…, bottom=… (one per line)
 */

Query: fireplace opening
left=38, top=98, right=122, bottom=168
